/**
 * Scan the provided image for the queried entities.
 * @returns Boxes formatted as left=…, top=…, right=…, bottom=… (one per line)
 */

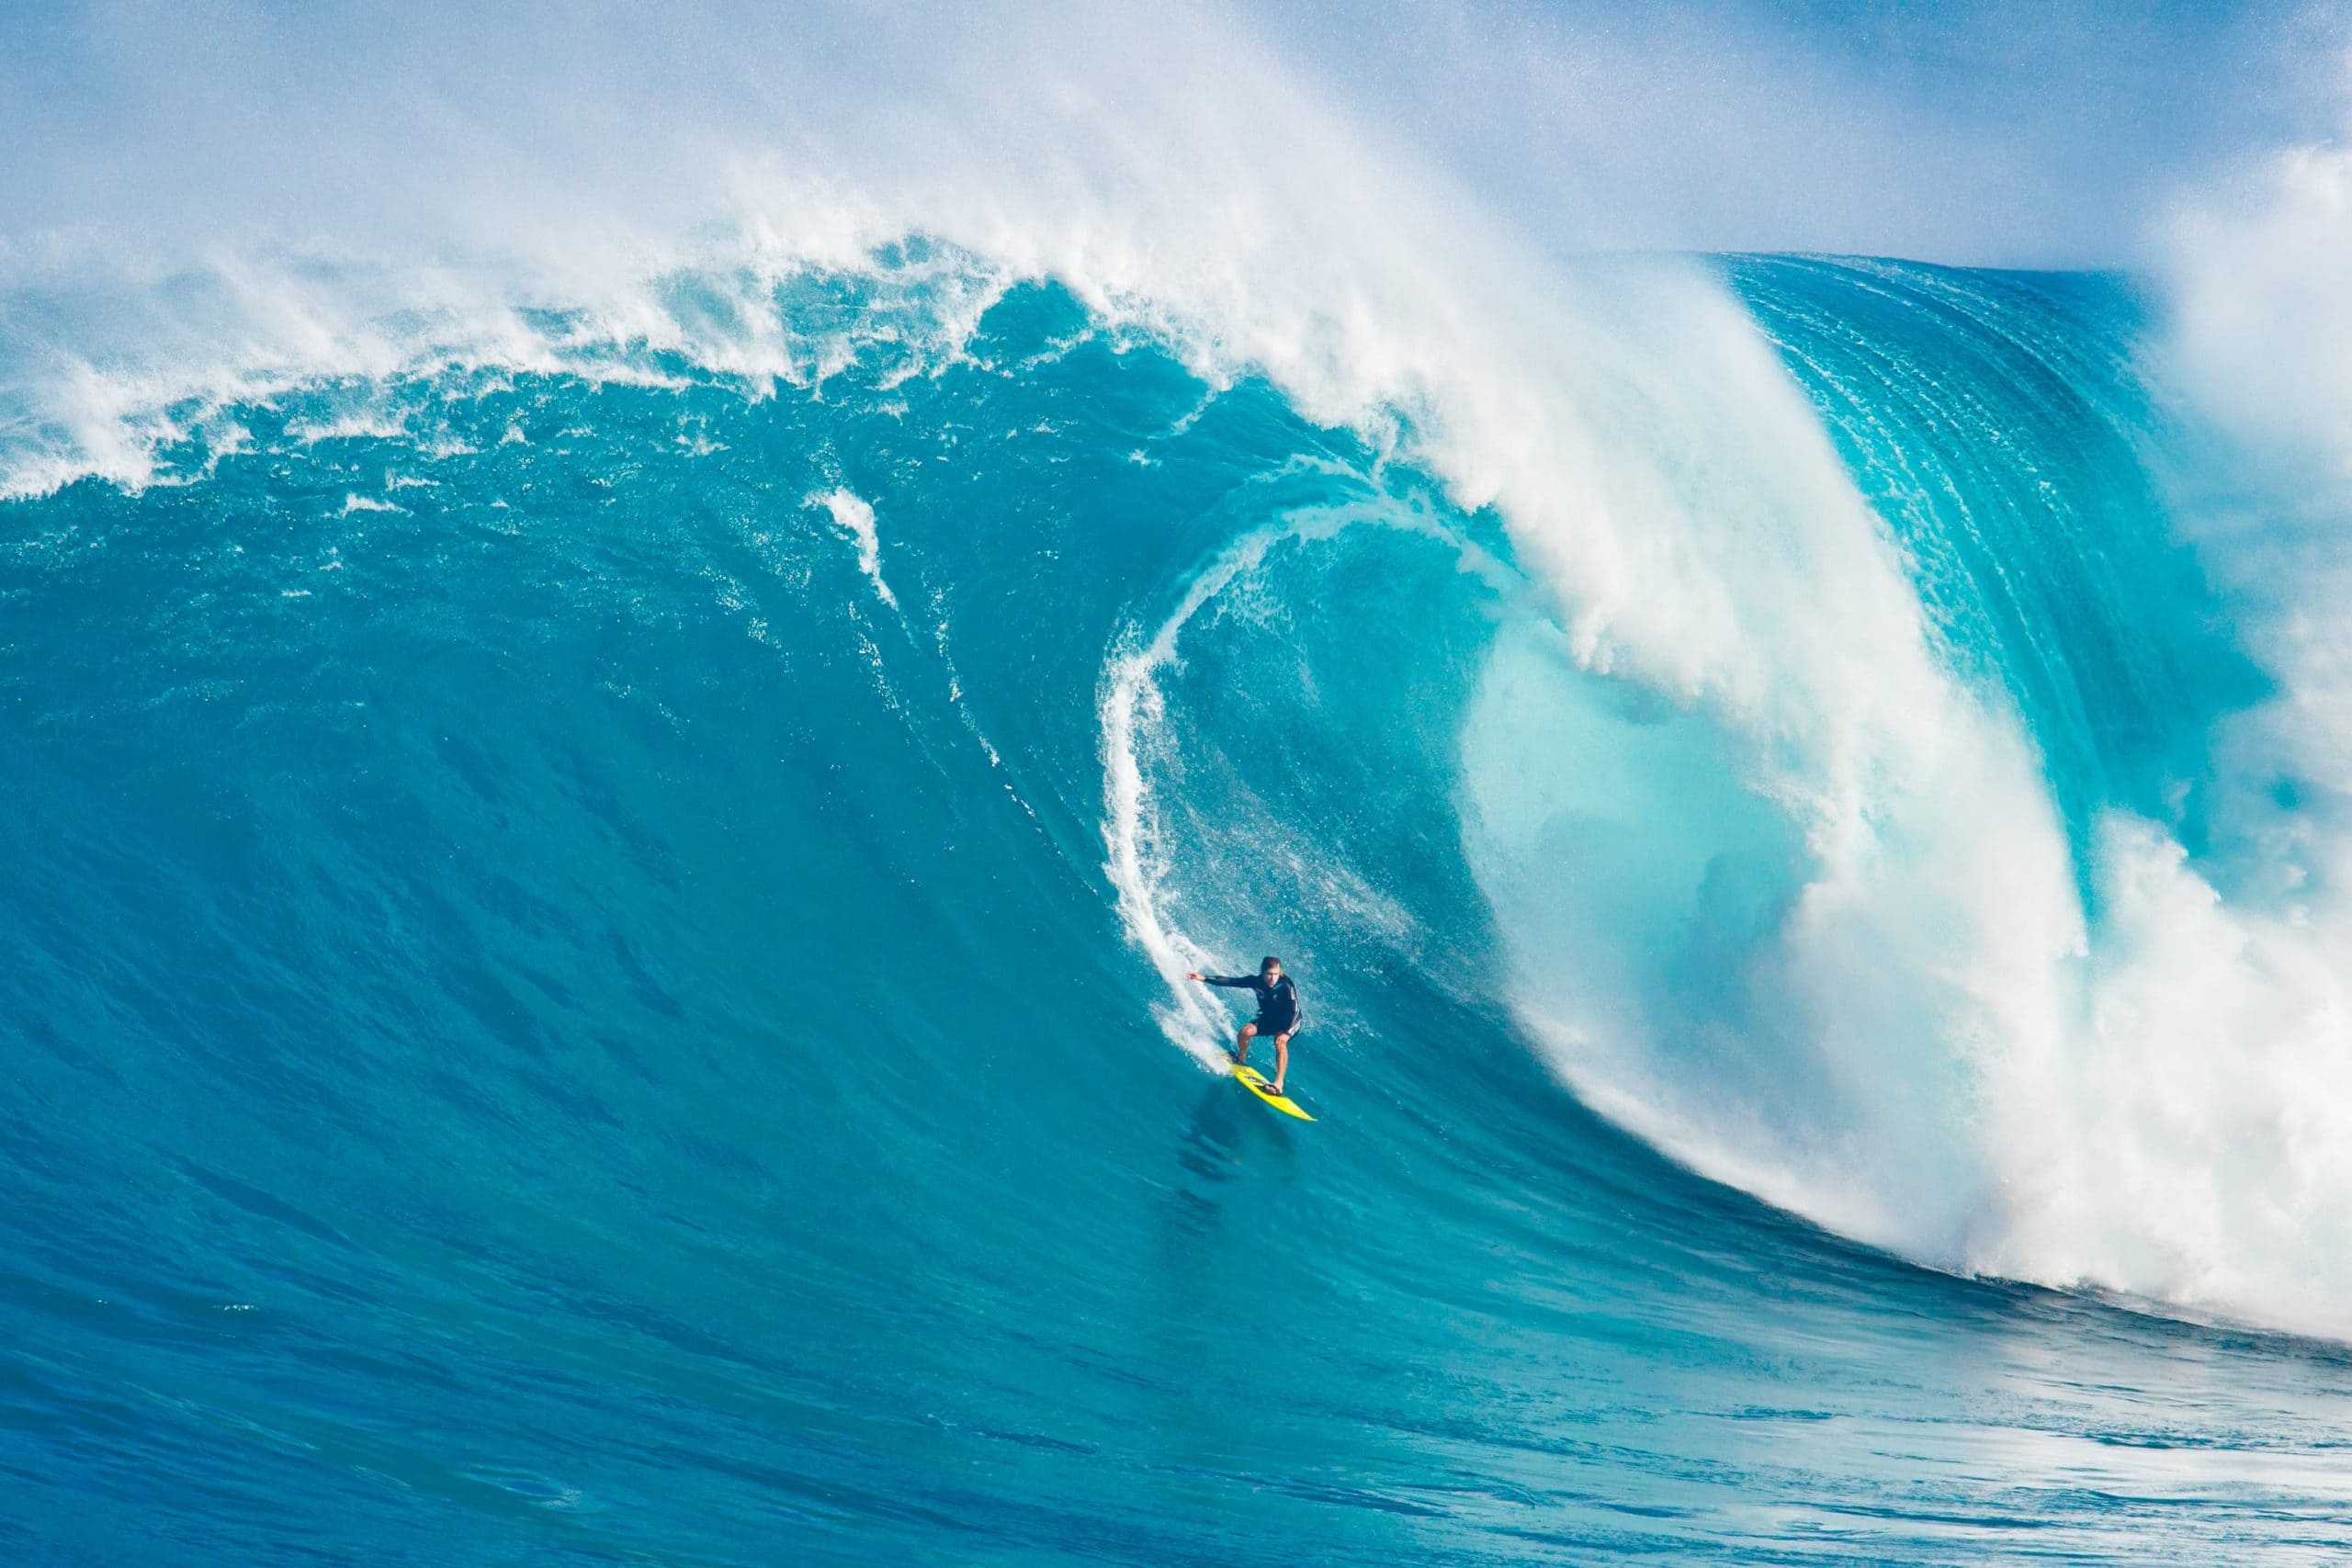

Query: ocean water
left=7, top=241, right=2352, bottom=1566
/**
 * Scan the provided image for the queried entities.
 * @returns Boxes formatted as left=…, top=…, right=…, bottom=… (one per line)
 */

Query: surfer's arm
left=1199, top=975, right=1252, bottom=988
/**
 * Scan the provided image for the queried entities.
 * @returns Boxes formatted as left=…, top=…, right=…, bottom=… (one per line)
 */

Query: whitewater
left=12, top=3, right=2352, bottom=1562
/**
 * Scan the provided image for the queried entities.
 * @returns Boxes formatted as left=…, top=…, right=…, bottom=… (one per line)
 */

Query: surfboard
left=1234, top=1063, right=1315, bottom=1122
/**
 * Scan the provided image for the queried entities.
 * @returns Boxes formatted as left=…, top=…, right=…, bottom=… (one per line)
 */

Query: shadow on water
left=1166, top=1078, right=1304, bottom=1240
left=1120, top=1077, right=1349, bottom=1548
left=1141, top=1074, right=1314, bottom=1354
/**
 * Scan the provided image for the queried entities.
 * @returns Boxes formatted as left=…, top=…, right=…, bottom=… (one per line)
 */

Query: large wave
left=12, top=115, right=2352, bottom=1347
left=22, top=10, right=2352, bottom=1562
left=22, top=92, right=2352, bottom=1568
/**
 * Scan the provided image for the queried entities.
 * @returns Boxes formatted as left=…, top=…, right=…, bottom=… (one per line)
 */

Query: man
left=1186, top=956, right=1303, bottom=1095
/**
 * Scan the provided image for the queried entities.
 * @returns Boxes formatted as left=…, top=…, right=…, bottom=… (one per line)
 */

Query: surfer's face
left=1262, top=964, right=1280, bottom=982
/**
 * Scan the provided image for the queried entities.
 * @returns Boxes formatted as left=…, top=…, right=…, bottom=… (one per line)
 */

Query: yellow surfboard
left=1234, top=1063, right=1315, bottom=1122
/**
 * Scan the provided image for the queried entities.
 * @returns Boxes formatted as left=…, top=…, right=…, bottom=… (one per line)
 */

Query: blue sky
left=0, top=0, right=2342, bottom=267
left=1273, top=0, right=2346, bottom=263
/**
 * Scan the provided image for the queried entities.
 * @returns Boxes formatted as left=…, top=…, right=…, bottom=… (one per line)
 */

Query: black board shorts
left=1249, top=1017, right=1297, bottom=1037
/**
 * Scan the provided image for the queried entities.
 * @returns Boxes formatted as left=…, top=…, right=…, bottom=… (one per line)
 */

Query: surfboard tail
left=1233, top=1064, right=1316, bottom=1122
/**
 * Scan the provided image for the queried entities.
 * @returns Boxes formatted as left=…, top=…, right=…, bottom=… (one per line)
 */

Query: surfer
left=1186, top=957, right=1302, bottom=1094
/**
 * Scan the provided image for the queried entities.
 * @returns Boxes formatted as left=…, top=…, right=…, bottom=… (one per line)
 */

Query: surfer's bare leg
left=1235, top=1021, right=1258, bottom=1065
left=1271, top=1032, right=1290, bottom=1095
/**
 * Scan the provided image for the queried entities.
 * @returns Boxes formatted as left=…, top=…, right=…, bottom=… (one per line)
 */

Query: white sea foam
left=1100, top=532, right=1285, bottom=1072
left=1942, top=135, right=2352, bottom=1335
left=814, top=489, right=898, bottom=611
left=290, top=412, right=410, bottom=446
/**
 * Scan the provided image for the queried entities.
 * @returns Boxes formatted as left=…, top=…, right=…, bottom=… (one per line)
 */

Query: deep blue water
left=6, top=252, right=2352, bottom=1565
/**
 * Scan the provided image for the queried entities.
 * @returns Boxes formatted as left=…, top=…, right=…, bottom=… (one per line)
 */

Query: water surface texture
left=6, top=250, right=2352, bottom=1565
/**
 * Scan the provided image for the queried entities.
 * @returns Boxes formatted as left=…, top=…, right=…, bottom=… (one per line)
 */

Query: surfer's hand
left=1186, top=971, right=1202, bottom=981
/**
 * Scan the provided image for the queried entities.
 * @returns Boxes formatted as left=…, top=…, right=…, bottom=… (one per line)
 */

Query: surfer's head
left=1260, top=956, right=1282, bottom=979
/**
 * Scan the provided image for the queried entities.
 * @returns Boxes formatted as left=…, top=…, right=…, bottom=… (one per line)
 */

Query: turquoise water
left=6, top=251, right=2352, bottom=1564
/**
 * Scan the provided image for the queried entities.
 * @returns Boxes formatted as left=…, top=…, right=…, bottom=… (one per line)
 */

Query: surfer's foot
left=1268, top=1083, right=1284, bottom=1096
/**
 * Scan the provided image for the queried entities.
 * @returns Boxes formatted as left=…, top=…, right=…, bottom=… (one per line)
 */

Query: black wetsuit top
left=1204, top=973, right=1302, bottom=1034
